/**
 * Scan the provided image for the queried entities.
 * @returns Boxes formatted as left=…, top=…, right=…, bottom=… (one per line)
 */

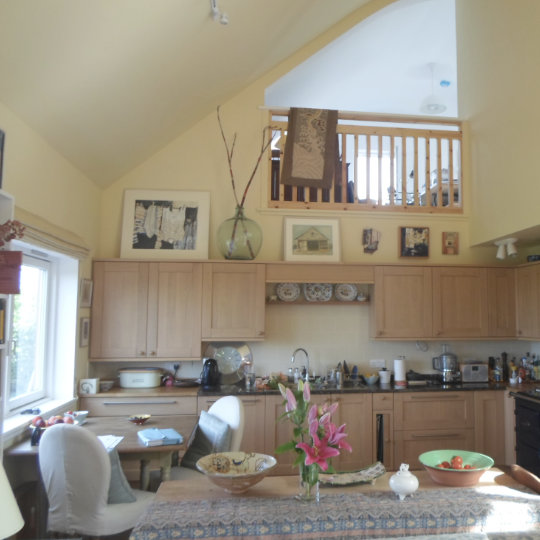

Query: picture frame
left=79, top=317, right=90, bottom=347
left=80, top=278, right=93, bottom=307
left=0, top=129, right=4, bottom=188
left=442, top=231, right=459, bottom=255
left=399, top=226, right=429, bottom=258
left=120, top=189, right=210, bottom=259
left=284, top=217, right=340, bottom=262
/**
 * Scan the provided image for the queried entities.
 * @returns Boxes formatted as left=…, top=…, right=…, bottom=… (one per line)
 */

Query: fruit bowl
left=419, top=449, right=494, bottom=487
left=196, top=451, right=277, bottom=493
left=128, top=414, right=151, bottom=425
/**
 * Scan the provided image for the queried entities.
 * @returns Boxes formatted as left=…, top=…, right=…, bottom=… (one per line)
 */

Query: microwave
left=461, top=363, right=489, bottom=383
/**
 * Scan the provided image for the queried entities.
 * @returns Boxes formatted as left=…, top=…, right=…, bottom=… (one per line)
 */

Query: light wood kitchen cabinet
left=516, top=264, right=540, bottom=339
left=371, top=266, right=433, bottom=338
left=372, top=393, right=394, bottom=471
left=487, top=268, right=516, bottom=337
left=202, top=263, right=265, bottom=341
left=90, top=261, right=202, bottom=360
left=332, top=392, right=373, bottom=470
left=197, top=394, right=266, bottom=454
left=393, top=391, right=475, bottom=469
left=432, top=267, right=488, bottom=338
left=474, top=390, right=505, bottom=464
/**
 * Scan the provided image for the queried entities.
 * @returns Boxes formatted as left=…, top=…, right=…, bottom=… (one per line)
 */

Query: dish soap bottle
left=389, top=463, right=419, bottom=500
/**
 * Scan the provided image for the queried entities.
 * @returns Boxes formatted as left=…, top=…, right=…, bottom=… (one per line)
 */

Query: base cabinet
left=474, top=390, right=505, bottom=464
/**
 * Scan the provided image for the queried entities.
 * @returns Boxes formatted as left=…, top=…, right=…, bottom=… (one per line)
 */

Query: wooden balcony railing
left=267, top=110, right=462, bottom=213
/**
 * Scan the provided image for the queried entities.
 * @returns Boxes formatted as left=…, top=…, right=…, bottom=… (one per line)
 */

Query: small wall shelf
left=265, top=282, right=370, bottom=306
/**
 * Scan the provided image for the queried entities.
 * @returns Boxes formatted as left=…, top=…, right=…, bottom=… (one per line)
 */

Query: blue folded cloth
left=137, top=428, right=183, bottom=446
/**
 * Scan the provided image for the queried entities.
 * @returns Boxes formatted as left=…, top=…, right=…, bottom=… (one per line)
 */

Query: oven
left=510, top=390, right=540, bottom=477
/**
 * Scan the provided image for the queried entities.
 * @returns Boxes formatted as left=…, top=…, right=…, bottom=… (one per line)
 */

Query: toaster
left=461, top=363, right=489, bottom=383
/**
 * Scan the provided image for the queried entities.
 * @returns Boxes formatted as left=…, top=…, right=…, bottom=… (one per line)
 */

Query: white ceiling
left=0, top=0, right=456, bottom=188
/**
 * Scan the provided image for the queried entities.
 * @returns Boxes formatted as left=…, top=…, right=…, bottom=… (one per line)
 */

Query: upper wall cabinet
left=516, top=264, right=540, bottom=339
left=432, top=267, right=489, bottom=338
left=201, top=263, right=265, bottom=341
left=371, top=266, right=433, bottom=339
left=90, top=261, right=202, bottom=360
left=372, top=265, right=516, bottom=340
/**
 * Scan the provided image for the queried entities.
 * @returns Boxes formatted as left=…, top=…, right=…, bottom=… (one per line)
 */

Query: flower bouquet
left=275, top=380, right=351, bottom=501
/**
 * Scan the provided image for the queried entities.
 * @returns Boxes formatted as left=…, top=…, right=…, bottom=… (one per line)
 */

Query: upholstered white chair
left=38, top=423, right=155, bottom=537
left=164, top=395, right=245, bottom=483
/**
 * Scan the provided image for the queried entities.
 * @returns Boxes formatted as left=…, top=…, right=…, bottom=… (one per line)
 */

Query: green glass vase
left=217, top=206, right=262, bottom=260
left=297, top=462, right=320, bottom=502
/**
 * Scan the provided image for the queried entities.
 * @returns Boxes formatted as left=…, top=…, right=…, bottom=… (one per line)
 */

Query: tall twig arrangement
left=216, top=106, right=274, bottom=258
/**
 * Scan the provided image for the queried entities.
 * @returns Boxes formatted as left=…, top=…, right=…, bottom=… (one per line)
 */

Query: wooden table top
left=8, top=414, right=198, bottom=456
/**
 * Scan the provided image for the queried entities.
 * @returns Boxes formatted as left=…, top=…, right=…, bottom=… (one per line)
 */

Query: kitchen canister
left=394, top=356, right=407, bottom=388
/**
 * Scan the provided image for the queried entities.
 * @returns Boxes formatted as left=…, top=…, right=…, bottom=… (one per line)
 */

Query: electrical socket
left=369, top=359, right=386, bottom=369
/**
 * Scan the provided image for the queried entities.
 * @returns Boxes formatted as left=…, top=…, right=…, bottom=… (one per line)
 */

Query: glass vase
left=216, top=206, right=262, bottom=260
left=297, top=462, right=320, bottom=502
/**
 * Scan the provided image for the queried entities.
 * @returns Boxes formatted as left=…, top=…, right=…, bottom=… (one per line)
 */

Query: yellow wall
left=98, top=0, right=503, bottom=266
left=457, top=0, right=540, bottom=247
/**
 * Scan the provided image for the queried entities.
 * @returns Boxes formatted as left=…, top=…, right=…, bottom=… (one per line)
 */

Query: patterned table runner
left=129, top=485, right=540, bottom=540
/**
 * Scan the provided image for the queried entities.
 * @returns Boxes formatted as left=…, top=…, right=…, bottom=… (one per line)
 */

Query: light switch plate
left=369, top=359, right=386, bottom=369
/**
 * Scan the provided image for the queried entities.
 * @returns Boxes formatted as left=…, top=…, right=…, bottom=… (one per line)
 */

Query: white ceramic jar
left=389, top=463, right=419, bottom=500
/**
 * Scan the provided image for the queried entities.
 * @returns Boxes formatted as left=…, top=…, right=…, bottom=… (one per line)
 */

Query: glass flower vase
left=297, top=462, right=320, bottom=502
left=216, top=206, right=262, bottom=260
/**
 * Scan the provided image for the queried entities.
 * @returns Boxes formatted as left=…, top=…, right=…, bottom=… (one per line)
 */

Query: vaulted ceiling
left=0, top=0, right=455, bottom=188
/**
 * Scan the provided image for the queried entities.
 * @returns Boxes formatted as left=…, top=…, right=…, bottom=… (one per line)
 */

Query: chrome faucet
left=291, top=347, right=310, bottom=382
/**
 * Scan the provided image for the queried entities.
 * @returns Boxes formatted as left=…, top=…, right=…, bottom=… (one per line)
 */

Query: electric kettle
left=201, top=358, right=220, bottom=390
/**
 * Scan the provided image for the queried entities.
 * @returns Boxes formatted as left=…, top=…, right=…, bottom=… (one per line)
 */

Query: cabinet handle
left=241, top=399, right=261, bottom=404
left=103, top=400, right=178, bottom=405
left=150, top=351, right=156, bottom=356
left=412, top=433, right=460, bottom=439
left=410, top=394, right=459, bottom=400
left=139, top=351, right=146, bottom=356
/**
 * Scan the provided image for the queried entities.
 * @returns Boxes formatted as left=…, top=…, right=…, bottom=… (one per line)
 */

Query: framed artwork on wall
left=120, top=190, right=210, bottom=259
left=80, top=278, right=93, bottom=307
left=442, top=231, right=459, bottom=255
left=399, top=226, right=429, bottom=258
left=79, top=317, right=90, bottom=347
left=284, top=217, right=340, bottom=262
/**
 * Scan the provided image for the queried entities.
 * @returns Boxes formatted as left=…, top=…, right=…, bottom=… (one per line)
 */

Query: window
left=2, top=241, right=78, bottom=419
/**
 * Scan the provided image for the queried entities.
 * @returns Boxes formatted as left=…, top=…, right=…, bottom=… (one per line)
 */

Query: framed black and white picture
left=120, top=190, right=210, bottom=259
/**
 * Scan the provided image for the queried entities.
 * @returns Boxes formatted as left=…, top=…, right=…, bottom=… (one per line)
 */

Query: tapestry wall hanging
left=281, top=108, right=338, bottom=189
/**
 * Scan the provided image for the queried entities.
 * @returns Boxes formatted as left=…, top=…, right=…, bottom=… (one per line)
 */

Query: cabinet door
left=432, top=267, right=488, bottom=337
left=151, top=263, right=202, bottom=359
left=516, top=265, right=540, bottom=338
left=332, top=393, right=373, bottom=470
left=474, top=390, right=505, bottom=464
left=202, top=263, right=265, bottom=340
left=487, top=268, right=516, bottom=337
left=372, top=266, right=432, bottom=338
left=373, top=393, right=394, bottom=471
left=90, top=261, right=149, bottom=358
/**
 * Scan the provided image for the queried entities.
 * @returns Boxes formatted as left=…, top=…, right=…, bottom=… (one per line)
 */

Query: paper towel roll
left=394, top=357, right=407, bottom=387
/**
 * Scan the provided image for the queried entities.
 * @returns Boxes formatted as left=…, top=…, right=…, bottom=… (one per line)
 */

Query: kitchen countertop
left=84, top=381, right=537, bottom=399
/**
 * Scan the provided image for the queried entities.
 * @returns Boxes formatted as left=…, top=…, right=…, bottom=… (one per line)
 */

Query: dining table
left=129, top=468, right=540, bottom=540
left=8, top=414, right=199, bottom=490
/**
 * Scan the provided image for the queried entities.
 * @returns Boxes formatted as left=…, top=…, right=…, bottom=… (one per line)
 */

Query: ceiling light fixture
left=420, top=63, right=447, bottom=115
left=210, top=0, right=229, bottom=25
left=494, top=237, right=518, bottom=260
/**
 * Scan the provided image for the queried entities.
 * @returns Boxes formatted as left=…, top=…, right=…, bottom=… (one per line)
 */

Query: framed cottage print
left=442, top=231, right=459, bottom=255
left=284, top=217, right=340, bottom=262
left=399, top=226, right=429, bottom=258
left=120, top=190, right=210, bottom=259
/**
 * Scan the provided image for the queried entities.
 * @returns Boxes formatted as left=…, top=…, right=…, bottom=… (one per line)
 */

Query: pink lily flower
left=285, top=388, right=297, bottom=412
left=327, top=422, right=352, bottom=452
left=296, top=434, right=340, bottom=471
left=307, top=404, right=318, bottom=424
left=278, top=383, right=288, bottom=400
left=303, top=381, right=311, bottom=403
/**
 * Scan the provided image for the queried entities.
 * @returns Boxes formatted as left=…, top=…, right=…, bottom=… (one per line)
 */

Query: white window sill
left=2, top=397, right=78, bottom=449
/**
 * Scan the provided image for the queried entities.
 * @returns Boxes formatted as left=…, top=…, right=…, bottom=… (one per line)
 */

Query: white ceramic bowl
left=364, top=374, right=379, bottom=385
left=72, top=410, right=88, bottom=425
left=99, top=379, right=115, bottom=392
left=196, top=451, right=277, bottom=493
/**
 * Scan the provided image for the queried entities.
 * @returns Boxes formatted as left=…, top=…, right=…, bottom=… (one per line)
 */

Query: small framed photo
left=79, top=317, right=90, bottom=347
left=80, top=278, right=93, bottom=307
left=399, top=226, right=429, bottom=258
left=442, top=231, right=459, bottom=255
left=120, top=189, right=210, bottom=259
left=284, top=217, right=340, bottom=262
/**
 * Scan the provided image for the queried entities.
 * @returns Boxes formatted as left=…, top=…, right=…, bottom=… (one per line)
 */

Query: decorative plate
left=319, top=461, right=386, bottom=487
left=303, top=283, right=333, bottom=302
left=204, top=342, right=252, bottom=384
left=276, top=283, right=301, bottom=302
left=335, top=283, right=358, bottom=302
